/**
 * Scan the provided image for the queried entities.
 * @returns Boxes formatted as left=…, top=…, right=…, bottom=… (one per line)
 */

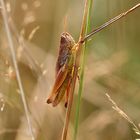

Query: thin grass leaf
left=82, top=3, right=140, bottom=43
left=73, top=0, right=93, bottom=140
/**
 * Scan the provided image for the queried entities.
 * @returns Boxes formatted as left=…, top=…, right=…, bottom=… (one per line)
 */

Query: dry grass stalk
left=106, top=93, right=140, bottom=136
left=61, top=0, right=89, bottom=139
left=0, top=0, right=35, bottom=140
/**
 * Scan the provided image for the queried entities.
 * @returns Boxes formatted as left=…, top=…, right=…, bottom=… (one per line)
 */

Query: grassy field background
left=0, top=0, right=140, bottom=140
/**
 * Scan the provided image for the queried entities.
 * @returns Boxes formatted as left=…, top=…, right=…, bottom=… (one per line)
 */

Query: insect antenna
left=63, top=15, right=68, bottom=33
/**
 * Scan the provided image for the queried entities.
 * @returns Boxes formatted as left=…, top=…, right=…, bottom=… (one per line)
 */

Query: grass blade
left=73, top=0, right=93, bottom=140
left=82, top=3, right=140, bottom=43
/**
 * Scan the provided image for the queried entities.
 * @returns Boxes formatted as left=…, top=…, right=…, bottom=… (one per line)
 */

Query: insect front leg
left=73, top=64, right=80, bottom=82
left=77, top=66, right=81, bottom=82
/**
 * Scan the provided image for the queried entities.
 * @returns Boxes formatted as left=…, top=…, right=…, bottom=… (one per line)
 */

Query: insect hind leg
left=64, top=78, right=72, bottom=108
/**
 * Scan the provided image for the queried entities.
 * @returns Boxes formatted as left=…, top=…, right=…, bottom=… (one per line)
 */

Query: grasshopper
left=46, top=32, right=77, bottom=107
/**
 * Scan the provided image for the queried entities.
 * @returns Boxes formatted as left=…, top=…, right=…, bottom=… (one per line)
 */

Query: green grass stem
left=73, top=0, right=93, bottom=140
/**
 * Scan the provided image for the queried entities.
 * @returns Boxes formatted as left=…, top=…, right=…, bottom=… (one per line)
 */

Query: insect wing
left=47, top=64, right=68, bottom=104
left=52, top=76, right=70, bottom=107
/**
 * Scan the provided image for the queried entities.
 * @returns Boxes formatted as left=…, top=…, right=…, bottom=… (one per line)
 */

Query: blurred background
left=0, top=0, right=140, bottom=140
